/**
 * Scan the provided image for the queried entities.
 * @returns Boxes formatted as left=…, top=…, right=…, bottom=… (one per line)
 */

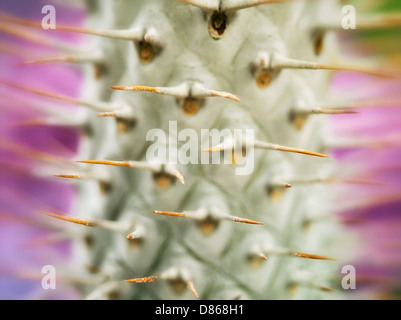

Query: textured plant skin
left=64, top=0, right=343, bottom=300
left=1, top=0, right=401, bottom=300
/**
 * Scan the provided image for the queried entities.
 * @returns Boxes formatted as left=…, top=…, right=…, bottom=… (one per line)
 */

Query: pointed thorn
left=21, top=56, right=76, bottom=65
left=0, top=21, right=74, bottom=51
left=316, top=285, right=335, bottom=293
left=0, top=80, right=78, bottom=104
left=110, top=85, right=159, bottom=93
left=0, top=80, right=113, bottom=112
left=318, top=13, right=401, bottom=32
left=178, top=0, right=218, bottom=11
left=272, top=53, right=398, bottom=78
left=311, top=108, right=359, bottom=115
left=259, top=252, right=268, bottom=260
left=275, top=146, right=328, bottom=158
left=329, top=178, right=383, bottom=185
left=222, top=0, right=294, bottom=11
left=153, top=210, right=187, bottom=218
left=10, top=119, right=50, bottom=127
left=202, top=145, right=224, bottom=152
left=1, top=139, right=73, bottom=166
left=54, top=174, right=81, bottom=179
left=77, top=160, right=131, bottom=167
left=186, top=281, right=199, bottom=298
left=97, top=112, right=119, bottom=118
left=229, top=216, right=264, bottom=225
left=255, top=141, right=329, bottom=158
left=126, top=232, right=140, bottom=240
left=20, top=52, right=103, bottom=66
left=0, top=13, right=143, bottom=41
left=316, top=63, right=396, bottom=79
left=39, top=211, right=93, bottom=227
left=292, top=251, right=336, bottom=261
left=124, top=275, right=160, bottom=283
left=179, top=0, right=293, bottom=12
left=208, top=90, right=241, bottom=102
left=173, top=170, right=185, bottom=185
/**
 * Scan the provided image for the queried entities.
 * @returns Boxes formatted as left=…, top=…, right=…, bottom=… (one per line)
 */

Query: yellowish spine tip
left=124, top=275, right=160, bottom=283
left=39, top=211, right=93, bottom=227
left=229, top=216, right=264, bottom=225
left=153, top=210, right=187, bottom=218
left=259, top=252, right=269, bottom=260
left=97, top=112, right=119, bottom=118
left=274, top=145, right=329, bottom=158
left=186, top=281, right=199, bottom=298
left=313, top=108, right=359, bottom=115
left=110, top=85, right=158, bottom=93
left=316, top=63, right=396, bottom=79
left=201, top=145, right=224, bottom=152
left=316, top=285, right=335, bottom=293
left=173, top=171, right=185, bottom=185
left=54, top=174, right=81, bottom=179
left=292, top=251, right=335, bottom=261
left=77, top=160, right=131, bottom=167
left=209, top=90, right=241, bottom=102
left=21, top=56, right=76, bottom=65
left=126, top=232, right=139, bottom=240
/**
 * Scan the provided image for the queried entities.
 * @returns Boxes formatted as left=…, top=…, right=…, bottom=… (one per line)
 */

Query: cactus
left=1, top=0, right=401, bottom=300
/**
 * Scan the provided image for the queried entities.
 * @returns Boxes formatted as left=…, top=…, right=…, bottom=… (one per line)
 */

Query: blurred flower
left=0, top=0, right=85, bottom=299
left=329, top=0, right=401, bottom=299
